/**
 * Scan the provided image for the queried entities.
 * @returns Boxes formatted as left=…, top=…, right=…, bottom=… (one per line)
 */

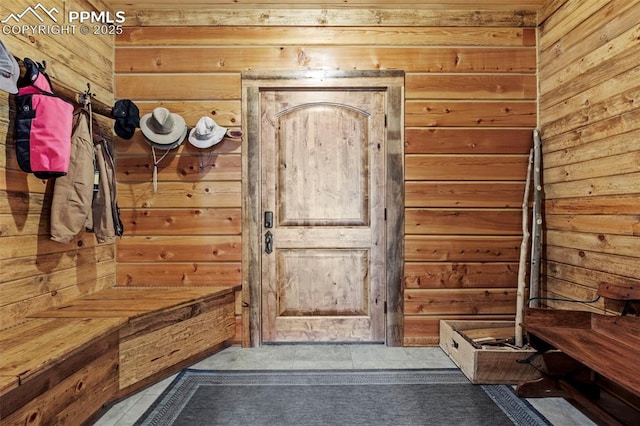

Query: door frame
left=241, top=70, right=405, bottom=347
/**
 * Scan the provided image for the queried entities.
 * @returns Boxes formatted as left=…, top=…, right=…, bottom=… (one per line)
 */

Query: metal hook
left=79, top=83, right=95, bottom=106
left=85, top=83, right=95, bottom=98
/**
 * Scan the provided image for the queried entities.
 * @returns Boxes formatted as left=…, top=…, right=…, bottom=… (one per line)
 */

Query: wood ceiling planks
left=104, top=0, right=544, bottom=10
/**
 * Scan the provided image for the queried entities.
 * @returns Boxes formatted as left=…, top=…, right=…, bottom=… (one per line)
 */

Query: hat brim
left=0, top=79, right=18, bottom=95
left=144, top=126, right=187, bottom=151
left=140, top=112, right=186, bottom=145
left=188, top=125, right=227, bottom=149
left=0, top=40, right=19, bottom=94
left=0, top=61, right=19, bottom=94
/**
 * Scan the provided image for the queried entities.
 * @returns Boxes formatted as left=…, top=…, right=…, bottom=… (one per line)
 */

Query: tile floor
left=94, top=345, right=595, bottom=426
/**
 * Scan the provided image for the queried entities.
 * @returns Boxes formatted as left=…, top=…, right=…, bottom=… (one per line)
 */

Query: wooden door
left=260, top=88, right=386, bottom=343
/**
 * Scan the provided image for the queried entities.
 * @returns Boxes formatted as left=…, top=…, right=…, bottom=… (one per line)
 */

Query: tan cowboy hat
left=140, top=107, right=187, bottom=147
left=140, top=107, right=187, bottom=192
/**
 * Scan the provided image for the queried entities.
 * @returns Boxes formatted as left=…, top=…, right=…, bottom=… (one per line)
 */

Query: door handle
left=265, top=231, right=273, bottom=254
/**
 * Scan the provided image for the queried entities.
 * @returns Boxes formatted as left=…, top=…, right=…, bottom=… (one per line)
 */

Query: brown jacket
left=50, top=109, right=94, bottom=244
left=92, top=135, right=123, bottom=243
left=50, top=109, right=122, bottom=243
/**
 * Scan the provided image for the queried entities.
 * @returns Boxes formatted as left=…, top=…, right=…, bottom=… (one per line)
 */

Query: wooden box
left=439, top=320, right=541, bottom=384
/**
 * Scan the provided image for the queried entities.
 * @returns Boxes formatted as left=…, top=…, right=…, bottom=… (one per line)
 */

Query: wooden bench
left=0, top=317, right=124, bottom=424
left=0, top=285, right=240, bottom=425
left=516, top=282, right=640, bottom=425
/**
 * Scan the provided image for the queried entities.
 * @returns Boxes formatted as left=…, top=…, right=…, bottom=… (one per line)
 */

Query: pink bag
left=15, top=59, right=73, bottom=179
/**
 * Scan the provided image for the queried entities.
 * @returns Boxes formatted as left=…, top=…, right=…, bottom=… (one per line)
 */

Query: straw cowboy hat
left=140, top=107, right=187, bottom=149
left=188, top=116, right=227, bottom=149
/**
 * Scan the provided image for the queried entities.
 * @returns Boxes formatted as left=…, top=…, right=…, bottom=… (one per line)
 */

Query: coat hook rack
left=79, top=83, right=95, bottom=107
left=16, top=57, right=114, bottom=119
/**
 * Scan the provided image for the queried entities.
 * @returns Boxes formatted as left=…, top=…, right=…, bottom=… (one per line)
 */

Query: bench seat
left=1, top=285, right=240, bottom=424
left=518, top=303, right=640, bottom=424
left=0, top=376, right=18, bottom=399
left=522, top=308, right=640, bottom=396
left=31, top=286, right=240, bottom=393
left=0, top=317, right=124, bottom=424
left=30, top=287, right=235, bottom=319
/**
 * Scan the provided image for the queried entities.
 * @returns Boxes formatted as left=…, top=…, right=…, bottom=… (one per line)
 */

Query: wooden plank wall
left=0, top=0, right=116, bottom=329
left=538, top=0, right=640, bottom=313
left=114, top=8, right=537, bottom=346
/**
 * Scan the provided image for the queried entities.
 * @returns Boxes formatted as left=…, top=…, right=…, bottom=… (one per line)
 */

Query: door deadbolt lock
left=265, top=231, right=273, bottom=254
left=264, top=211, right=273, bottom=228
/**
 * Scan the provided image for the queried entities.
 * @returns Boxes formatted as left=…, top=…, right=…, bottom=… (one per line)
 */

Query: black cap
left=112, top=99, right=140, bottom=140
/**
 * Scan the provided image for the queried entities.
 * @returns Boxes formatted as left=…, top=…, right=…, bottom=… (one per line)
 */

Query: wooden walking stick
left=529, top=130, right=543, bottom=308
left=515, top=148, right=534, bottom=348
